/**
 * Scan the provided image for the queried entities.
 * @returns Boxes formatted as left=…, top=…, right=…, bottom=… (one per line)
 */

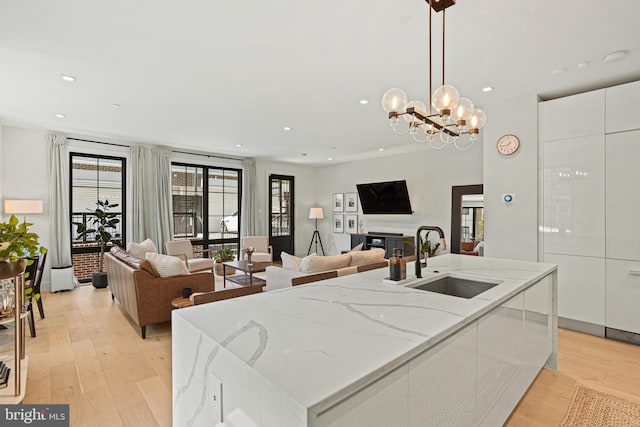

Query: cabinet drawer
left=605, top=259, right=640, bottom=334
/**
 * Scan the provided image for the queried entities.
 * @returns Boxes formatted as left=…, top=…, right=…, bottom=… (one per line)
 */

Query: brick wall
left=72, top=252, right=101, bottom=282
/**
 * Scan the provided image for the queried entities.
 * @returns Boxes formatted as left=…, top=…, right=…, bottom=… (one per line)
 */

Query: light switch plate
left=208, top=373, right=223, bottom=422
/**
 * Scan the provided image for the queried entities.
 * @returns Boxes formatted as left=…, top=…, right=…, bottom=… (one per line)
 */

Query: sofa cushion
left=281, top=252, right=303, bottom=271
left=300, top=253, right=351, bottom=274
left=127, top=238, right=157, bottom=258
left=145, top=252, right=190, bottom=278
left=110, top=246, right=157, bottom=277
left=349, top=248, right=386, bottom=267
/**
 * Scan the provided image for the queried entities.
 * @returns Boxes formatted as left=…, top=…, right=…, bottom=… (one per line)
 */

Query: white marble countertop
left=174, top=254, right=556, bottom=413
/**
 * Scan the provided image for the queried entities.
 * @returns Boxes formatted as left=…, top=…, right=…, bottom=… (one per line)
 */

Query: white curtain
left=129, top=144, right=173, bottom=250
left=47, top=134, right=72, bottom=268
left=241, top=158, right=256, bottom=237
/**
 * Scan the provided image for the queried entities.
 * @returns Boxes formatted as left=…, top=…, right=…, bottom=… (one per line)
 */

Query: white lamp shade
left=4, top=199, right=44, bottom=214
left=309, top=208, right=324, bottom=219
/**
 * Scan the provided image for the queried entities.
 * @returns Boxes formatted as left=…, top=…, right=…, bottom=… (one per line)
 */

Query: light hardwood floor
left=23, top=286, right=640, bottom=426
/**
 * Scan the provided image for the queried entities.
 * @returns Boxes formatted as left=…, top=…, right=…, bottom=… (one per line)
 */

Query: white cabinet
left=477, top=293, right=525, bottom=427
left=407, top=323, right=476, bottom=427
left=541, top=89, right=604, bottom=141
left=606, top=80, right=640, bottom=133
left=523, top=276, right=552, bottom=377
left=314, top=366, right=409, bottom=427
left=605, top=130, right=640, bottom=261
left=543, top=134, right=605, bottom=257
left=605, top=259, right=640, bottom=334
left=543, top=253, right=605, bottom=326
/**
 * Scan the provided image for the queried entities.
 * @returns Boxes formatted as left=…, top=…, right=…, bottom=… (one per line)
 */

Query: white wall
left=315, top=143, right=483, bottom=255
left=255, top=159, right=317, bottom=257
left=1, top=126, right=52, bottom=287
left=482, top=94, right=539, bottom=261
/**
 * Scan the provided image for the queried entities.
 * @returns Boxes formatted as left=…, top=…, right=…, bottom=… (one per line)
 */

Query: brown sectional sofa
left=105, top=246, right=214, bottom=338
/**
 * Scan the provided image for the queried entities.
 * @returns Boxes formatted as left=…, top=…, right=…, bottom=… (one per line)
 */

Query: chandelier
left=382, top=0, right=486, bottom=150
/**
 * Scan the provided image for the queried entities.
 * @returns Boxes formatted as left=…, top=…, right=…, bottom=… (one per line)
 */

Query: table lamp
left=4, top=199, right=44, bottom=223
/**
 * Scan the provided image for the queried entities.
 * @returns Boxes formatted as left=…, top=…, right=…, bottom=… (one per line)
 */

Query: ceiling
left=1, top=0, right=639, bottom=165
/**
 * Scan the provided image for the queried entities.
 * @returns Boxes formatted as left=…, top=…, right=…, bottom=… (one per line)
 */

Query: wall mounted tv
left=356, top=180, right=413, bottom=215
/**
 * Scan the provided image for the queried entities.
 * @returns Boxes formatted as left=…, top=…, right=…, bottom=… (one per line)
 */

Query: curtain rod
left=68, top=138, right=246, bottom=162
left=67, top=137, right=129, bottom=148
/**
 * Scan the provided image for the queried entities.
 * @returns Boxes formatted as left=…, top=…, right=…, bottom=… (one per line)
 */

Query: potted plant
left=0, top=214, right=47, bottom=304
left=213, top=248, right=235, bottom=276
left=420, top=230, right=441, bottom=265
left=73, top=200, right=121, bottom=288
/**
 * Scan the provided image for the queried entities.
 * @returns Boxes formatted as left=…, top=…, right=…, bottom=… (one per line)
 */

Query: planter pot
left=214, top=261, right=235, bottom=276
left=92, top=272, right=109, bottom=289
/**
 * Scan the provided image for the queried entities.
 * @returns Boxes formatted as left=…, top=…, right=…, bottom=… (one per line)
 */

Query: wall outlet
left=208, top=373, right=223, bottom=422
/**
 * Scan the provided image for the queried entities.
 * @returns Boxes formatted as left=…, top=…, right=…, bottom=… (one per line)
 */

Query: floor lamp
left=307, top=207, right=326, bottom=255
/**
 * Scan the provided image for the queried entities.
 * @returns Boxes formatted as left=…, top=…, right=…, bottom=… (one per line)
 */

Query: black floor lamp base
left=307, top=230, right=326, bottom=255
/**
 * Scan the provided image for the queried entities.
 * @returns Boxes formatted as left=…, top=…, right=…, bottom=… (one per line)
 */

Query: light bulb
left=431, top=85, right=460, bottom=120
left=468, top=108, right=487, bottom=136
left=404, top=100, right=427, bottom=123
left=382, top=88, right=408, bottom=114
left=451, top=98, right=474, bottom=127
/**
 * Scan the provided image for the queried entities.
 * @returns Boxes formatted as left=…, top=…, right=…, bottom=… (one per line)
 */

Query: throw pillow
left=350, top=242, right=364, bottom=251
left=300, top=253, right=351, bottom=274
left=281, top=252, right=303, bottom=271
left=349, top=248, right=386, bottom=267
left=127, top=238, right=158, bottom=258
left=145, top=252, right=190, bottom=278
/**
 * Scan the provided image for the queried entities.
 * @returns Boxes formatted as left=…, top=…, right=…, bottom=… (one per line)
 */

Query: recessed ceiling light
left=61, top=74, right=76, bottom=82
left=603, top=50, right=628, bottom=64
left=552, top=68, right=566, bottom=75
left=235, top=144, right=243, bottom=147
left=359, top=99, right=369, bottom=105
left=283, top=126, right=291, bottom=131
left=327, top=157, right=333, bottom=161
left=378, top=148, right=385, bottom=152
left=482, top=86, right=493, bottom=92
left=54, top=113, right=66, bottom=118
left=111, top=103, right=120, bottom=108
left=577, top=62, right=590, bottom=69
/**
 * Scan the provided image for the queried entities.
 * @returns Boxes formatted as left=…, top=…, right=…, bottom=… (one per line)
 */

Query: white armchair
left=241, top=236, right=273, bottom=263
left=164, top=240, right=214, bottom=273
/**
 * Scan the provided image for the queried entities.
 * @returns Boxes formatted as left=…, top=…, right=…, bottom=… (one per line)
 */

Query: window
left=171, top=163, right=241, bottom=257
left=70, top=154, right=126, bottom=282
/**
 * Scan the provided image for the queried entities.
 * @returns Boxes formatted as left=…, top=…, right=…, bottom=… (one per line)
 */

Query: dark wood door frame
left=451, top=184, right=483, bottom=254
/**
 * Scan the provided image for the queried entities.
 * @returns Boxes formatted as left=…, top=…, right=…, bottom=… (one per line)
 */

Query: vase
left=247, top=253, right=253, bottom=265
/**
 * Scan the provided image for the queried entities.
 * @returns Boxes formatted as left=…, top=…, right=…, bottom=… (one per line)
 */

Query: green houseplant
left=213, top=248, right=235, bottom=276
left=0, top=214, right=47, bottom=303
left=73, top=200, right=121, bottom=288
left=420, top=230, right=441, bottom=259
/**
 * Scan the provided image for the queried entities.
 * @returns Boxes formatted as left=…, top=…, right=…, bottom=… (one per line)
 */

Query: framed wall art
left=333, top=214, right=344, bottom=233
left=333, top=193, right=344, bottom=212
left=345, top=214, right=358, bottom=234
left=345, top=192, right=358, bottom=212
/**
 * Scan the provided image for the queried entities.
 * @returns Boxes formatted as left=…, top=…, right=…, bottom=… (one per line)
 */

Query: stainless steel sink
left=411, top=276, right=501, bottom=299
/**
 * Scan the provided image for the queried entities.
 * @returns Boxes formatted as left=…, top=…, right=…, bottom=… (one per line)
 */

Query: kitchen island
left=172, top=254, right=557, bottom=427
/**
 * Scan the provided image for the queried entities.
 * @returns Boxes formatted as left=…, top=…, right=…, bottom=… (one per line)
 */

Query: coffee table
left=223, top=260, right=270, bottom=288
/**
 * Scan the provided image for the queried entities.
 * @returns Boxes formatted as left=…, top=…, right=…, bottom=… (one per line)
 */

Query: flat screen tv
left=356, top=180, right=413, bottom=214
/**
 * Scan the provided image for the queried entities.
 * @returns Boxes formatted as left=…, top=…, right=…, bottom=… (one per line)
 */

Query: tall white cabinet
left=541, top=80, right=640, bottom=341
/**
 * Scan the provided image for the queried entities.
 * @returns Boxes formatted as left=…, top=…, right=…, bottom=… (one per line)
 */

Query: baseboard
left=558, top=317, right=605, bottom=337
left=605, top=327, right=640, bottom=346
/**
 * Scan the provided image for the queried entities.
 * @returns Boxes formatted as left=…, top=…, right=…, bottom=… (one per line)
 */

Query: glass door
left=269, top=175, right=294, bottom=261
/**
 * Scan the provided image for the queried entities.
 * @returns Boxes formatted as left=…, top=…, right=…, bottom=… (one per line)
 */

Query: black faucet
left=415, top=226, right=447, bottom=278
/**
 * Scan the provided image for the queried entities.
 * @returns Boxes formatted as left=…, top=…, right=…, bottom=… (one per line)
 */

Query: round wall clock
left=496, top=134, right=520, bottom=156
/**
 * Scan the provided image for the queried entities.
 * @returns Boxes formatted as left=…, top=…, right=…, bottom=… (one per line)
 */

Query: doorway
left=269, top=174, right=294, bottom=261
left=451, top=184, right=483, bottom=255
